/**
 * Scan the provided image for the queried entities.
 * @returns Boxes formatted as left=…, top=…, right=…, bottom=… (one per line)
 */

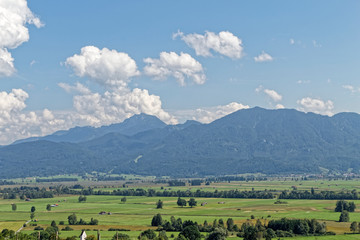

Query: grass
left=1, top=179, right=360, bottom=239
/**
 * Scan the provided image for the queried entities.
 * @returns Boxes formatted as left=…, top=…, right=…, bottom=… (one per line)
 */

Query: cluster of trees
left=151, top=214, right=238, bottom=234
left=167, top=180, right=186, bottom=186
left=78, top=196, right=87, bottom=202
left=67, top=213, right=98, bottom=225
left=279, top=189, right=359, bottom=200
left=177, top=198, right=197, bottom=208
left=335, top=200, right=356, bottom=212
left=36, top=178, right=78, bottom=182
left=350, top=221, right=360, bottom=233
left=1, top=186, right=53, bottom=199
left=206, top=176, right=268, bottom=182
left=0, top=180, right=15, bottom=185
left=110, top=188, right=274, bottom=199
left=150, top=214, right=330, bottom=240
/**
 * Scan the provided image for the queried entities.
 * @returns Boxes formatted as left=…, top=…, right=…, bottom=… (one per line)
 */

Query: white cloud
left=0, top=48, right=15, bottom=77
left=313, top=40, right=322, bottom=48
left=0, top=89, right=67, bottom=145
left=0, top=0, right=43, bottom=78
left=263, top=89, right=282, bottom=102
left=71, top=87, right=177, bottom=126
left=275, top=104, right=285, bottom=109
left=297, top=97, right=334, bottom=116
left=254, top=51, right=273, bottom=62
left=143, top=51, right=206, bottom=86
left=174, top=30, right=244, bottom=59
left=65, top=46, right=140, bottom=88
left=174, top=102, right=249, bottom=124
left=297, top=80, right=310, bottom=84
left=343, top=85, right=360, bottom=93
left=289, top=38, right=295, bottom=45
left=58, top=82, right=91, bottom=95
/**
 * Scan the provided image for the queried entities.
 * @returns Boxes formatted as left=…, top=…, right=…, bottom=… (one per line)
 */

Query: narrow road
left=16, top=220, right=31, bottom=233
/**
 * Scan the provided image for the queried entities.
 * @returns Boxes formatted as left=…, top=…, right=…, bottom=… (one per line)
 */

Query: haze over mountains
left=1, top=107, right=360, bottom=178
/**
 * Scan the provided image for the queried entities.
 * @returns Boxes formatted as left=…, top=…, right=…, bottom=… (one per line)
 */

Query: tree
left=226, top=218, right=234, bottom=231
left=188, top=198, right=197, bottom=208
left=139, top=229, right=156, bottom=239
left=264, top=228, right=276, bottom=240
left=339, top=210, right=350, bottom=222
left=68, top=213, right=77, bottom=225
left=112, top=232, right=129, bottom=240
left=121, top=197, right=127, bottom=204
left=177, top=197, right=187, bottom=207
left=78, top=195, right=87, bottom=202
left=151, top=214, right=163, bottom=226
left=350, top=221, right=358, bottom=232
left=46, top=204, right=51, bottom=211
left=206, top=228, right=227, bottom=240
left=156, top=200, right=163, bottom=209
left=11, top=204, right=16, bottom=211
left=158, top=230, right=168, bottom=240
left=180, top=225, right=201, bottom=240
left=31, top=206, right=36, bottom=213
left=30, top=212, right=35, bottom=220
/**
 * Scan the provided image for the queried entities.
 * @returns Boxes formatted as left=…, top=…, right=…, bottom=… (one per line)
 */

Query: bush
left=62, top=226, right=73, bottom=231
left=34, top=226, right=44, bottom=230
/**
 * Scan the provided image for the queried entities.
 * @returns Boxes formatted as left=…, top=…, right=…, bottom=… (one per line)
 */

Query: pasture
left=1, top=178, right=360, bottom=239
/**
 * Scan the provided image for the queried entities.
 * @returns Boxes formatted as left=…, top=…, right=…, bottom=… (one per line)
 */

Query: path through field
left=16, top=220, right=31, bottom=233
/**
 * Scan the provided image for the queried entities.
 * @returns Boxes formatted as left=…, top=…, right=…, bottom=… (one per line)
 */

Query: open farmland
left=1, top=178, right=360, bottom=239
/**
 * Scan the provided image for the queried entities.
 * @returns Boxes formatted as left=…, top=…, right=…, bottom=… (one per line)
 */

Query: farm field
left=1, top=179, right=360, bottom=239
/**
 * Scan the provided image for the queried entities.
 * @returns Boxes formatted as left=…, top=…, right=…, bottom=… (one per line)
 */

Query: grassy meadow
left=1, top=178, right=360, bottom=239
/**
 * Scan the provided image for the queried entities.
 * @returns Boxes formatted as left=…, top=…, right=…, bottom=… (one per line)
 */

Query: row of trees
left=279, top=189, right=359, bottom=200
left=67, top=213, right=98, bottom=225
left=149, top=215, right=330, bottom=240
left=335, top=200, right=356, bottom=212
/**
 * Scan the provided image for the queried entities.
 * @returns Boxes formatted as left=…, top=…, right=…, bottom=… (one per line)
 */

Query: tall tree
left=11, top=204, right=16, bottom=211
left=339, top=210, right=350, bottom=222
left=188, top=198, right=197, bottom=208
left=156, top=200, right=163, bottom=209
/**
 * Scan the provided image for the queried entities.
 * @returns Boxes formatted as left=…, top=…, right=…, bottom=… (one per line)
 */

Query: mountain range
left=1, top=107, right=360, bottom=178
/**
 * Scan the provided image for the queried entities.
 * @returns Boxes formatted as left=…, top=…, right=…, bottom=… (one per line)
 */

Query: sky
left=0, top=0, right=359, bottom=145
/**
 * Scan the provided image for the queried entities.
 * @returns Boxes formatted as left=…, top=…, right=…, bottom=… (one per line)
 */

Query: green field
left=1, top=179, right=360, bottom=239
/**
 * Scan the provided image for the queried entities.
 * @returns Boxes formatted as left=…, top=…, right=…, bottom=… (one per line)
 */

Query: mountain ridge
left=2, top=107, right=360, bottom=178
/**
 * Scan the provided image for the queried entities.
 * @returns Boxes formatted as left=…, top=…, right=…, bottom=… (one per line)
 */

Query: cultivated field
left=1, top=178, right=360, bottom=239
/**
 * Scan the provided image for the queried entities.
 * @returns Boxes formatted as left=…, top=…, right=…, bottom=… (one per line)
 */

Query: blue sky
left=0, top=0, right=359, bottom=144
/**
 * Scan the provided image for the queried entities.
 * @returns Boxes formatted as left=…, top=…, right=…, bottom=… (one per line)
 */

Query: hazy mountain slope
left=1, top=107, right=360, bottom=178
left=13, top=113, right=166, bottom=144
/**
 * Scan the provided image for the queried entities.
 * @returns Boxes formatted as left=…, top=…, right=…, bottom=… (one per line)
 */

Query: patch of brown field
left=64, top=225, right=156, bottom=231
left=324, top=220, right=350, bottom=234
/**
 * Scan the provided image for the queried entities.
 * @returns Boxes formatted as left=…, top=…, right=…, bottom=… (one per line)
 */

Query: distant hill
left=2, top=107, right=360, bottom=178
left=13, top=113, right=167, bottom=144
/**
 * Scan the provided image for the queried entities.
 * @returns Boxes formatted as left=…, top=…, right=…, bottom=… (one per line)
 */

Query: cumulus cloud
left=254, top=51, right=273, bottom=62
left=297, top=97, right=334, bottom=116
left=0, top=0, right=43, bottom=77
left=275, top=104, right=285, bottom=109
left=263, top=89, right=282, bottom=102
left=173, top=30, right=244, bottom=59
left=0, top=89, right=68, bottom=145
left=65, top=46, right=140, bottom=88
left=0, top=48, right=15, bottom=77
left=174, top=102, right=249, bottom=124
left=256, top=86, right=282, bottom=102
left=143, top=51, right=206, bottom=86
left=64, top=47, right=178, bottom=124
left=71, top=87, right=177, bottom=126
